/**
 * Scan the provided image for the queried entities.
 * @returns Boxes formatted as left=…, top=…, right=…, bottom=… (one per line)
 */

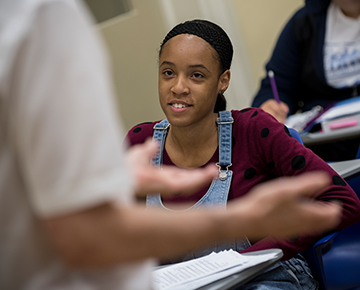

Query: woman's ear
left=219, top=70, right=231, bottom=93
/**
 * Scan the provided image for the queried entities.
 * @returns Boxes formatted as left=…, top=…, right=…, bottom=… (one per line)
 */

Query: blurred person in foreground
left=0, top=0, right=345, bottom=289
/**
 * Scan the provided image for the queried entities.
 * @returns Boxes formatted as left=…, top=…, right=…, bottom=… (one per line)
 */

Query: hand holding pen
left=259, top=70, right=289, bottom=123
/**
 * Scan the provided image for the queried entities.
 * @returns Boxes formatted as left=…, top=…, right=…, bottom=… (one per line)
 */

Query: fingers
left=126, top=139, right=161, bottom=173
left=280, top=102, right=289, bottom=114
left=133, top=161, right=217, bottom=197
left=231, top=172, right=341, bottom=239
left=128, top=139, right=218, bottom=197
left=157, top=164, right=218, bottom=196
left=129, top=138, right=158, bottom=163
left=252, top=171, right=330, bottom=201
left=273, top=171, right=330, bottom=198
left=142, top=138, right=159, bottom=157
left=277, top=173, right=342, bottom=235
left=295, top=200, right=341, bottom=235
left=261, top=100, right=289, bottom=123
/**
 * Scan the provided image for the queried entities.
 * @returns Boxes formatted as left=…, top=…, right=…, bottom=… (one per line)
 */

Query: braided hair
left=159, top=19, right=233, bottom=113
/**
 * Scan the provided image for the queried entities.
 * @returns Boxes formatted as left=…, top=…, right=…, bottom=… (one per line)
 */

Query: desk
left=328, top=159, right=360, bottom=180
left=301, top=127, right=360, bottom=146
left=296, top=97, right=360, bottom=146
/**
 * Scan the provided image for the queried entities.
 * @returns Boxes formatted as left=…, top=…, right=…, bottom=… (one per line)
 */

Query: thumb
left=142, top=138, right=159, bottom=160
left=280, top=102, right=289, bottom=114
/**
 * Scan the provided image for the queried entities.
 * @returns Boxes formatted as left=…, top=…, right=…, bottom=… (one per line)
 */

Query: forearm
left=43, top=173, right=342, bottom=268
left=110, top=205, right=237, bottom=262
left=314, top=184, right=360, bottom=232
left=43, top=202, right=246, bottom=268
left=239, top=198, right=356, bottom=261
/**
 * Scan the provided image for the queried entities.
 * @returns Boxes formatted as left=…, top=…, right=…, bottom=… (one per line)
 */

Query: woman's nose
left=171, top=75, right=189, bottom=95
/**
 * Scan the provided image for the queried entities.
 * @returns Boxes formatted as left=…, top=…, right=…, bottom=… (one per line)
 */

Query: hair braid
left=160, top=19, right=233, bottom=73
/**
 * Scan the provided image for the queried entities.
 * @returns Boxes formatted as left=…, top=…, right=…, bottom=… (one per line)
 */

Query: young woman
left=126, top=20, right=360, bottom=290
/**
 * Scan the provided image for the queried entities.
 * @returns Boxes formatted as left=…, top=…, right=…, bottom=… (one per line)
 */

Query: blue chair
left=305, top=221, right=360, bottom=290
left=305, top=163, right=360, bottom=290
left=288, top=128, right=304, bottom=145
left=289, top=127, right=360, bottom=290
left=356, top=145, right=360, bottom=160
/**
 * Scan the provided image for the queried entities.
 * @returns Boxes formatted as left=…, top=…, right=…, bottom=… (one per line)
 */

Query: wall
left=232, top=0, right=303, bottom=95
left=98, top=0, right=167, bottom=131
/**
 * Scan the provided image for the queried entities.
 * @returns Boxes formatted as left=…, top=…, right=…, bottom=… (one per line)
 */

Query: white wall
left=232, top=0, right=303, bottom=96
left=98, top=0, right=167, bottom=131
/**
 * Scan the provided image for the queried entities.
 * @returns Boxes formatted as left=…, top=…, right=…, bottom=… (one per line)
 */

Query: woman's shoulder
left=125, top=120, right=161, bottom=146
left=231, top=108, right=283, bottom=132
left=231, top=108, right=277, bottom=123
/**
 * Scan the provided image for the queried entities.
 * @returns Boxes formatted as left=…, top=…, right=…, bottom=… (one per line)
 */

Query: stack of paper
left=317, top=96, right=360, bottom=122
left=286, top=96, right=360, bottom=134
left=317, top=97, right=360, bottom=133
left=151, top=249, right=280, bottom=290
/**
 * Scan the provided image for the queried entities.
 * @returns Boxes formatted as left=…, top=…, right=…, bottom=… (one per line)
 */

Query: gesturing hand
left=228, top=172, right=341, bottom=239
left=127, top=138, right=217, bottom=197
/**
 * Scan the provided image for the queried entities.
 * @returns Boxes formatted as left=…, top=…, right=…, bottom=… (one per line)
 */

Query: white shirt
left=0, top=0, right=154, bottom=289
left=324, top=2, right=360, bottom=89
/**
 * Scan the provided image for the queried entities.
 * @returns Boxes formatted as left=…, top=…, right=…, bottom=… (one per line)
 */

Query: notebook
left=152, top=249, right=283, bottom=290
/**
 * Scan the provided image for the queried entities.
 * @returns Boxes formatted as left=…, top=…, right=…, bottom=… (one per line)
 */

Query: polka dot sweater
left=125, top=108, right=360, bottom=260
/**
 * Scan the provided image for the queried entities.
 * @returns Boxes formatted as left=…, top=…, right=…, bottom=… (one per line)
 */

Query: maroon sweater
left=126, top=108, right=360, bottom=260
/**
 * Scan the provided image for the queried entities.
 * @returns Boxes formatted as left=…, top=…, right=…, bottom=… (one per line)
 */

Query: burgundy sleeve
left=238, top=109, right=360, bottom=260
left=124, top=122, right=156, bottom=147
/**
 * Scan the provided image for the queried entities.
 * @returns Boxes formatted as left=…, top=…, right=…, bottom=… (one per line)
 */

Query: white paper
left=317, top=100, right=360, bottom=122
left=151, top=250, right=279, bottom=290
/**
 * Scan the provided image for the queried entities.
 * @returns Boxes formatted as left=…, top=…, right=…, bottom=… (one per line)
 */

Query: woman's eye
left=192, top=73, right=203, bottom=79
left=163, top=70, right=173, bottom=77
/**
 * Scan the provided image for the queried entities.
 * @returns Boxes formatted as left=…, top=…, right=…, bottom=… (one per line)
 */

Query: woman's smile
left=169, top=100, right=193, bottom=113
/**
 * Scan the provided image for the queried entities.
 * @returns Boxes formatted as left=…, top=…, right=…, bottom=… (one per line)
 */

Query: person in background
left=126, top=19, right=360, bottom=290
left=252, top=0, right=360, bottom=161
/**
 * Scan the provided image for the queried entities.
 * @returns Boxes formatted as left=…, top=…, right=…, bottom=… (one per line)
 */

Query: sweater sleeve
left=124, top=122, right=156, bottom=148
left=252, top=8, right=307, bottom=114
left=238, top=109, right=360, bottom=260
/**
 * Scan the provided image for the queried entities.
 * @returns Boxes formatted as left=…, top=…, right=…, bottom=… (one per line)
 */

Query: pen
left=268, top=70, right=280, bottom=104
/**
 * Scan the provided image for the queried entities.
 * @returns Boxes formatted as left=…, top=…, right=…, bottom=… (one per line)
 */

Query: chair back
left=288, top=128, right=304, bottom=145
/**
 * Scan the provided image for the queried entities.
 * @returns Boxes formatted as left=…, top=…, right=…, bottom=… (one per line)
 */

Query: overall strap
left=216, top=110, right=233, bottom=180
left=151, top=119, right=170, bottom=167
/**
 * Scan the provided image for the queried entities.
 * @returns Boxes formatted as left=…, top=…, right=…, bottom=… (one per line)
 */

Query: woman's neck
left=165, top=113, right=219, bottom=168
left=334, top=0, right=360, bottom=19
left=341, top=8, right=360, bottom=19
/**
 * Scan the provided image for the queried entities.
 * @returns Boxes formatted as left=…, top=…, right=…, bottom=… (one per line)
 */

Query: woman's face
left=158, top=34, right=230, bottom=128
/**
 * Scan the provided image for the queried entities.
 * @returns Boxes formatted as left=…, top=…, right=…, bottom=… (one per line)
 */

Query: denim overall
left=146, top=111, right=318, bottom=289
left=146, top=111, right=251, bottom=261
